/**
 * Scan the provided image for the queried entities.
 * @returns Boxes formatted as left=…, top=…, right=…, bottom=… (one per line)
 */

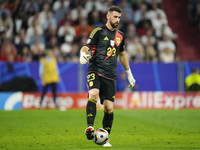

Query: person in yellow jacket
left=185, top=67, right=200, bottom=92
left=39, top=49, right=60, bottom=108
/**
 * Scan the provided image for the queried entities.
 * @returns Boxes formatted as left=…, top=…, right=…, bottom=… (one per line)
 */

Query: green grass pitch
left=0, top=109, right=200, bottom=150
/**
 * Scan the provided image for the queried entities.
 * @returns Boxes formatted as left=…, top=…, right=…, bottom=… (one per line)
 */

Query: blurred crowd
left=0, top=0, right=179, bottom=63
left=188, top=0, right=200, bottom=34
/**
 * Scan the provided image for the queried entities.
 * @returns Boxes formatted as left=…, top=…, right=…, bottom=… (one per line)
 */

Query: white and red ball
left=93, top=128, right=109, bottom=145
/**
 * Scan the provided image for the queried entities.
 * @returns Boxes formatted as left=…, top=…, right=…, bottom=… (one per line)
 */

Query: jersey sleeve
left=119, top=37, right=125, bottom=52
left=84, top=27, right=102, bottom=49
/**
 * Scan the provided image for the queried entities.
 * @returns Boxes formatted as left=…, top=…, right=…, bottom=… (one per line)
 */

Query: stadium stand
left=0, top=0, right=199, bottom=63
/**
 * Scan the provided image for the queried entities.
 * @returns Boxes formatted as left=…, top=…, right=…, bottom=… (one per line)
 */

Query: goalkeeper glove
left=125, top=68, right=136, bottom=88
left=80, top=52, right=90, bottom=65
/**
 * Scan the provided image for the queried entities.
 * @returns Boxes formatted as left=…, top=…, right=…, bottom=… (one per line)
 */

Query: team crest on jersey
left=114, top=31, right=123, bottom=47
left=89, top=81, right=93, bottom=87
left=116, top=37, right=121, bottom=44
left=86, top=39, right=91, bottom=44
left=110, top=40, right=115, bottom=46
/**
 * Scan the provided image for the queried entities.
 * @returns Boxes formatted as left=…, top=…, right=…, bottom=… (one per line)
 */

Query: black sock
left=86, top=99, right=97, bottom=127
left=103, top=111, right=114, bottom=134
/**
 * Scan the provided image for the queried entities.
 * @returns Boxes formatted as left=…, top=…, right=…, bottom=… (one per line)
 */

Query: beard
left=110, top=20, right=119, bottom=29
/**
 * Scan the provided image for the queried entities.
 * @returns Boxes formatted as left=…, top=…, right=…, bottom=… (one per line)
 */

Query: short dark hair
left=108, top=6, right=122, bottom=13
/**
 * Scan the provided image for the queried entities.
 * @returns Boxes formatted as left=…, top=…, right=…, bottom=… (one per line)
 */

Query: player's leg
left=99, top=77, right=116, bottom=134
left=40, top=84, right=49, bottom=108
left=99, top=77, right=116, bottom=147
left=51, top=82, right=57, bottom=108
left=103, top=100, right=114, bottom=134
left=102, top=100, right=113, bottom=147
left=86, top=88, right=99, bottom=126
left=85, top=72, right=100, bottom=140
left=85, top=89, right=99, bottom=140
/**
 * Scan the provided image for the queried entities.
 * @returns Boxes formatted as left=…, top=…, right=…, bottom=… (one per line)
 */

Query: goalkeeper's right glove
left=80, top=52, right=90, bottom=65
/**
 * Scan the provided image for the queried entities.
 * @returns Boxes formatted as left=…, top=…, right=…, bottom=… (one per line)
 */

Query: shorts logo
left=86, top=39, right=91, bottom=44
left=110, top=40, right=115, bottom=46
left=104, top=36, right=109, bottom=40
left=89, top=81, right=93, bottom=87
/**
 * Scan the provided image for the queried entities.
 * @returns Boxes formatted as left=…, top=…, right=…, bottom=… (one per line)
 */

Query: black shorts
left=87, top=72, right=116, bottom=104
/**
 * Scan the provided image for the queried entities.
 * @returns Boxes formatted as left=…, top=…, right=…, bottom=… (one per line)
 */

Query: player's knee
left=89, top=89, right=99, bottom=101
left=104, top=105, right=113, bottom=113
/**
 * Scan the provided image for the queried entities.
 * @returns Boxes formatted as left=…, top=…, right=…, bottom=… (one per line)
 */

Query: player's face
left=108, top=11, right=121, bottom=29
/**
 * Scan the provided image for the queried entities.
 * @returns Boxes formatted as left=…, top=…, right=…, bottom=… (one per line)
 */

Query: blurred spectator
left=0, top=30, right=6, bottom=46
left=53, top=0, right=70, bottom=12
left=45, top=28, right=58, bottom=46
left=54, top=0, right=69, bottom=24
left=70, top=5, right=87, bottom=23
left=151, top=12, right=168, bottom=38
left=31, top=38, right=45, bottom=61
left=0, top=39, right=17, bottom=62
left=131, top=0, right=145, bottom=11
left=59, top=12, right=75, bottom=27
left=158, top=35, right=176, bottom=63
left=0, top=11, right=14, bottom=40
left=87, top=10, right=103, bottom=28
left=119, top=0, right=134, bottom=22
left=29, top=27, right=45, bottom=46
left=15, top=29, right=30, bottom=58
left=85, top=0, right=103, bottom=15
left=144, top=44, right=158, bottom=62
left=134, top=3, right=147, bottom=24
left=75, top=19, right=93, bottom=38
left=145, top=0, right=163, bottom=8
left=46, top=36, right=58, bottom=49
left=39, top=3, right=53, bottom=26
left=125, top=22, right=138, bottom=40
left=146, top=1, right=166, bottom=21
left=137, top=13, right=152, bottom=36
left=101, top=0, right=114, bottom=14
left=25, top=0, right=40, bottom=12
left=65, top=43, right=79, bottom=62
left=162, top=24, right=178, bottom=40
left=53, top=46, right=63, bottom=62
left=26, top=5, right=37, bottom=18
left=60, top=34, right=73, bottom=59
left=126, top=37, right=145, bottom=62
left=185, top=67, right=200, bottom=92
left=141, top=28, right=156, bottom=46
left=58, top=21, right=76, bottom=43
left=28, top=12, right=42, bottom=29
left=26, top=19, right=43, bottom=44
left=20, top=46, right=32, bottom=62
left=132, top=43, right=145, bottom=62
left=0, top=1, right=11, bottom=16
left=12, top=1, right=29, bottom=33
left=43, top=11, right=57, bottom=31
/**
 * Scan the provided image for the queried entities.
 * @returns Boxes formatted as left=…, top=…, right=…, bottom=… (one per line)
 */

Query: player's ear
left=106, top=13, right=109, bottom=20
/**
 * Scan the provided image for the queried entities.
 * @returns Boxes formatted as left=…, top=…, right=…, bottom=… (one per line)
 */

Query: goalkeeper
left=79, top=5, right=136, bottom=147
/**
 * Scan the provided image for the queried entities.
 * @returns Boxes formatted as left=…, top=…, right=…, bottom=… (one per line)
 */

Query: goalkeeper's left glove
left=125, top=68, right=136, bottom=88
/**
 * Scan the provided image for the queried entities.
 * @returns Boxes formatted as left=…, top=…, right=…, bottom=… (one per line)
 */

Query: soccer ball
left=93, top=128, right=109, bottom=145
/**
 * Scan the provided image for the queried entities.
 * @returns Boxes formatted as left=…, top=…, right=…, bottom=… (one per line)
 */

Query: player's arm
left=79, top=46, right=90, bottom=65
left=119, top=51, right=136, bottom=88
left=79, top=27, right=102, bottom=65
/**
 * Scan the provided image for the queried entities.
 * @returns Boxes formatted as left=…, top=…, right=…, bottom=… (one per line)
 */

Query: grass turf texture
left=0, top=109, right=200, bottom=150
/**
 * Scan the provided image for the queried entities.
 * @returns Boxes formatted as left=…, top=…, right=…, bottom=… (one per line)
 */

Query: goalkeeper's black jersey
left=85, top=25, right=125, bottom=81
